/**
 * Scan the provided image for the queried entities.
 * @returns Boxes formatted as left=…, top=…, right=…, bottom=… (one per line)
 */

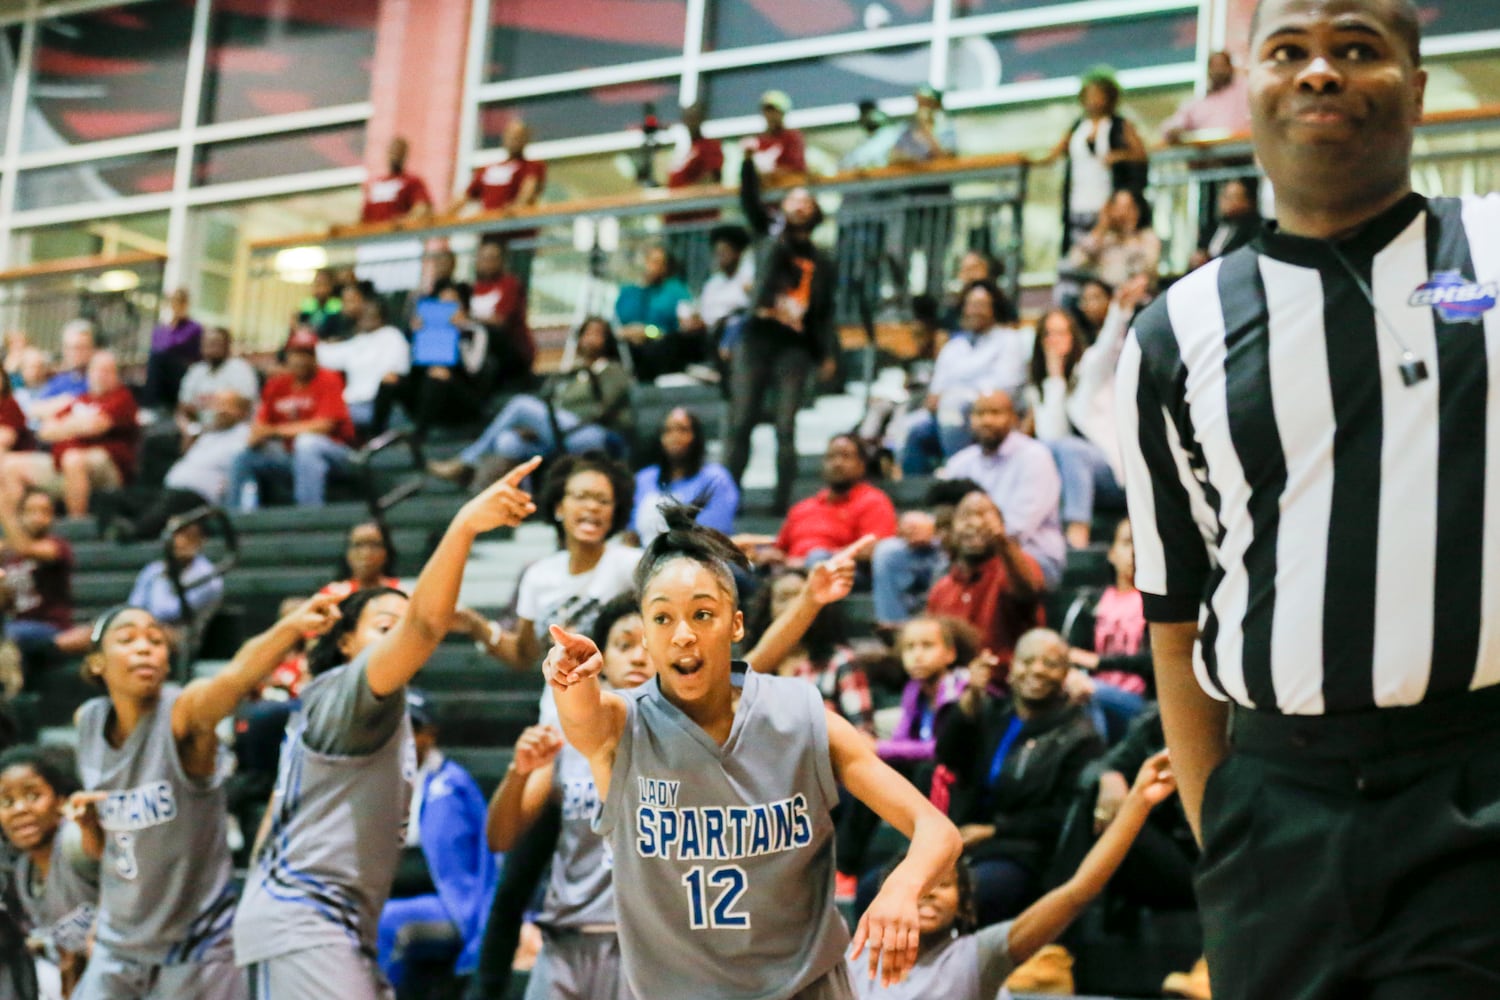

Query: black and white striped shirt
left=1117, top=192, right=1500, bottom=715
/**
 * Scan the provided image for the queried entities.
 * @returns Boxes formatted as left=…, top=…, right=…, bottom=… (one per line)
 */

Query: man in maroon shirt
left=746, top=90, right=807, bottom=183
left=0, top=487, right=89, bottom=677
left=361, top=136, right=432, bottom=225
left=227, top=329, right=355, bottom=508
left=668, top=102, right=725, bottom=188
left=666, top=102, right=726, bottom=225
left=2, top=351, right=138, bottom=517
left=469, top=239, right=535, bottom=389
left=449, top=120, right=546, bottom=215
left=747, top=434, right=896, bottom=567
left=927, top=487, right=1045, bottom=666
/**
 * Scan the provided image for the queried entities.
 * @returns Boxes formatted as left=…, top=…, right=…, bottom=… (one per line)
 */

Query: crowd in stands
left=0, top=50, right=1267, bottom=999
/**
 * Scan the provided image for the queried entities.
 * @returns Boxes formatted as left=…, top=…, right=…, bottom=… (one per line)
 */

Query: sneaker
left=1163, top=956, right=1212, bottom=999
left=426, top=458, right=475, bottom=489
left=834, top=872, right=857, bottom=904
left=684, top=362, right=721, bottom=384
left=0, top=641, right=21, bottom=699
left=1005, top=944, right=1074, bottom=995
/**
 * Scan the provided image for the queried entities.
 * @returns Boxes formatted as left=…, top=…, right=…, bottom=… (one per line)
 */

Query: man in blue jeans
left=0, top=487, right=90, bottom=678
left=227, top=329, right=356, bottom=509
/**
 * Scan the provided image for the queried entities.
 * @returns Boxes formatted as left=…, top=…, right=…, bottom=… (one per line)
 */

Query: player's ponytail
left=633, top=500, right=749, bottom=606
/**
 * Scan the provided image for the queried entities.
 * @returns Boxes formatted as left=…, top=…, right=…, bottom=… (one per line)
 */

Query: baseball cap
left=285, top=328, right=319, bottom=354
left=407, top=687, right=435, bottom=730
left=761, top=90, right=792, bottom=113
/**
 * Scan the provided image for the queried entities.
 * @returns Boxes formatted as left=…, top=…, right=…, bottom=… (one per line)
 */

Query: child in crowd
left=849, top=750, right=1176, bottom=998
left=877, top=617, right=978, bottom=766
left=0, top=745, right=97, bottom=998
left=1068, top=518, right=1150, bottom=697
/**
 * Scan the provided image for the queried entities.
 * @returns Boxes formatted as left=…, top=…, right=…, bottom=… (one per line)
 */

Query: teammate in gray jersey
left=489, top=595, right=647, bottom=1000
left=0, top=745, right=97, bottom=993
left=233, top=456, right=540, bottom=1000
left=544, top=505, right=964, bottom=998
left=847, top=751, right=1177, bottom=999
left=69, top=594, right=343, bottom=1000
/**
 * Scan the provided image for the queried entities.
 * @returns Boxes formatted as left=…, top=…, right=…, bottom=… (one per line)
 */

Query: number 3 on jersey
left=111, top=831, right=139, bottom=881
left=681, top=865, right=749, bottom=929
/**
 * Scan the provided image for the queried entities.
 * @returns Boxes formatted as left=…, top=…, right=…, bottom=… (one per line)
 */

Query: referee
left=1117, top=0, right=1500, bottom=997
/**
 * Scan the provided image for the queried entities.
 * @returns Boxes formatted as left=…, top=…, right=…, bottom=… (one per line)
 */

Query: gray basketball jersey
left=595, top=666, right=849, bottom=1000
left=15, top=820, right=99, bottom=959
left=76, top=684, right=238, bottom=964
left=233, top=662, right=414, bottom=965
left=845, top=922, right=1013, bottom=1000
left=535, top=743, right=614, bottom=929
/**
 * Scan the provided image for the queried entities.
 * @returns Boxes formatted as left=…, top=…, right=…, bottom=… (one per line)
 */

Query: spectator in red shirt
left=0, top=376, right=30, bottom=459
left=746, top=90, right=807, bottom=182
left=744, top=434, right=896, bottom=568
left=360, top=137, right=432, bottom=225
left=666, top=101, right=726, bottom=226
left=227, top=329, right=355, bottom=509
left=926, top=487, right=1045, bottom=667
left=667, top=102, right=724, bottom=187
left=0, top=486, right=90, bottom=678
left=470, top=238, right=535, bottom=388
left=2, top=351, right=137, bottom=518
left=448, top=120, right=546, bottom=215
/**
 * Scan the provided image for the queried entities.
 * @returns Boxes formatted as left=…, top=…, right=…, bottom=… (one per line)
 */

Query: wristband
left=475, top=620, right=504, bottom=654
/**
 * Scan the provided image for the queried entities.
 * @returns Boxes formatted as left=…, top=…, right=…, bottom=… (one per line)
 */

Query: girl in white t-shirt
left=487, top=454, right=643, bottom=672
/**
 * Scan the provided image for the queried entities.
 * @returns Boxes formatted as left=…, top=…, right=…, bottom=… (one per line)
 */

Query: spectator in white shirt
left=177, top=327, right=260, bottom=428
left=315, top=298, right=410, bottom=435
left=96, top=389, right=254, bottom=542
left=682, top=225, right=755, bottom=361
left=899, top=279, right=1033, bottom=475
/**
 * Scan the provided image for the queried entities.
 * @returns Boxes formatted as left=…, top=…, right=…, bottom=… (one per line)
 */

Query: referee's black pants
left=1198, top=685, right=1500, bottom=1000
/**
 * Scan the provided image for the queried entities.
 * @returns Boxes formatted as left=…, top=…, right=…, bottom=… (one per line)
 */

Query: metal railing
left=1147, top=106, right=1500, bottom=275
left=0, top=251, right=166, bottom=363
left=239, top=154, right=1030, bottom=358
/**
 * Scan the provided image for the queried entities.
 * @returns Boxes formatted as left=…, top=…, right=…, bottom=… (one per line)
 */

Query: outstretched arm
left=366, top=456, right=541, bottom=698
left=544, top=624, right=628, bottom=800
left=1007, top=750, right=1176, bottom=965
left=832, top=709, right=962, bottom=988
left=173, top=592, right=341, bottom=740
left=746, top=535, right=872, bottom=673
left=738, top=156, right=772, bottom=236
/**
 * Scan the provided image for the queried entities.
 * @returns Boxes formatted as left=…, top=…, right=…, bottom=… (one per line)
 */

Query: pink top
left=1162, top=76, right=1251, bottom=139
left=1093, top=585, right=1146, bottom=658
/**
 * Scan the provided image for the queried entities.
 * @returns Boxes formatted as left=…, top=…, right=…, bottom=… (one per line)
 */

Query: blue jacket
left=418, top=757, right=498, bottom=975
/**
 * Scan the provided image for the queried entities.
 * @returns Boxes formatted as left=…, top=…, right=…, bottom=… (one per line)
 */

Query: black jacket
left=738, top=157, right=839, bottom=362
left=938, top=696, right=1104, bottom=872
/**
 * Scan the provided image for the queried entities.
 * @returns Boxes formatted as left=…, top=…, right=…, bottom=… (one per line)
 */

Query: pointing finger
left=835, top=534, right=878, bottom=563
left=501, top=455, right=543, bottom=487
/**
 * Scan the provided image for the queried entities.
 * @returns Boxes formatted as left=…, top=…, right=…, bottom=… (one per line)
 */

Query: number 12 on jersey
left=681, top=865, right=749, bottom=929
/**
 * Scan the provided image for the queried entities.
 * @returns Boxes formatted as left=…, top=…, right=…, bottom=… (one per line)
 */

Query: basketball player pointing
left=545, top=509, right=962, bottom=999
left=1118, top=0, right=1500, bottom=997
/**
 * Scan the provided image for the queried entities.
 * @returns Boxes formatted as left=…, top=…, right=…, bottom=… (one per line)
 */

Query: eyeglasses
left=565, top=491, right=614, bottom=507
